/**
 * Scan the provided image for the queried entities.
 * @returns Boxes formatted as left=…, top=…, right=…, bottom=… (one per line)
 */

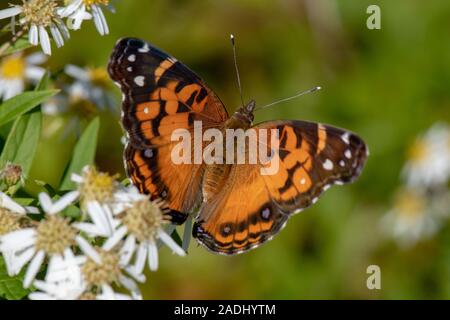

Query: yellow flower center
left=0, top=208, right=21, bottom=235
left=78, top=167, right=117, bottom=206
left=35, top=215, right=77, bottom=255
left=0, top=55, right=25, bottom=79
left=88, top=67, right=110, bottom=88
left=122, top=199, right=167, bottom=242
left=395, top=190, right=426, bottom=221
left=22, top=0, right=58, bottom=28
left=407, top=139, right=426, bottom=164
left=79, top=292, right=96, bottom=300
left=82, top=0, right=110, bottom=6
left=82, top=249, right=121, bottom=287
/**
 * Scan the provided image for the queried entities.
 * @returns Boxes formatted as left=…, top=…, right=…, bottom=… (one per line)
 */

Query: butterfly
left=108, top=38, right=368, bottom=255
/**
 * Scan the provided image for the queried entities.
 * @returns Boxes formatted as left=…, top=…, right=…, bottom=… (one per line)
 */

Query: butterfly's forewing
left=193, top=120, right=368, bottom=254
left=108, top=38, right=228, bottom=223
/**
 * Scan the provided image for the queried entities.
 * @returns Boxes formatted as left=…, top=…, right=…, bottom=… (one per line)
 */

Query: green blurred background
left=15, top=0, right=450, bottom=298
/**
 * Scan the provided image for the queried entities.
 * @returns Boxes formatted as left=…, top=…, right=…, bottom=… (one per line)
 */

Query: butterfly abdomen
left=201, top=111, right=254, bottom=201
left=202, top=164, right=232, bottom=202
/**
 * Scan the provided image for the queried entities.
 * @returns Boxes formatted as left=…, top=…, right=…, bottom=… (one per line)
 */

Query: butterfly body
left=108, top=38, right=368, bottom=255
left=202, top=100, right=257, bottom=200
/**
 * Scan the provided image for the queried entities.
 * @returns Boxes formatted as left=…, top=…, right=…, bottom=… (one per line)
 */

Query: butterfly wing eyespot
left=193, top=120, right=368, bottom=254
left=108, top=37, right=229, bottom=223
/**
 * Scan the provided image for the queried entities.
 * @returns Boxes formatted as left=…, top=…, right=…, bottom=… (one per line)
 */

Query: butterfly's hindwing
left=260, top=120, right=368, bottom=214
left=193, top=121, right=368, bottom=254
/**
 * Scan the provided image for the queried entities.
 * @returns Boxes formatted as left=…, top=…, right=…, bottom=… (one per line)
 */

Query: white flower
left=99, top=196, right=186, bottom=274
left=0, top=52, right=47, bottom=100
left=65, top=64, right=116, bottom=111
left=381, top=188, right=448, bottom=247
left=73, top=201, right=119, bottom=237
left=0, top=0, right=70, bottom=55
left=402, top=123, right=450, bottom=188
left=70, top=166, right=142, bottom=214
left=70, top=166, right=120, bottom=208
left=76, top=237, right=143, bottom=299
left=28, top=247, right=139, bottom=300
left=60, top=0, right=112, bottom=36
left=29, top=249, right=86, bottom=300
left=0, top=192, right=39, bottom=272
left=0, top=192, right=82, bottom=288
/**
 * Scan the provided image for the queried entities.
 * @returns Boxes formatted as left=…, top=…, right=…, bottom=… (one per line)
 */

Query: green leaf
left=33, top=180, right=58, bottom=197
left=1, top=39, right=33, bottom=57
left=0, top=111, right=42, bottom=179
left=0, top=256, right=31, bottom=300
left=171, top=230, right=183, bottom=247
left=60, top=117, right=100, bottom=190
left=35, top=71, right=51, bottom=91
left=0, top=90, right=57, bottom=127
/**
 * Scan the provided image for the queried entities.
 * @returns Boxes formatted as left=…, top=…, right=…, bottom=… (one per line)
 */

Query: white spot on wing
left=144, top=149, right=153, bottom=158
left=134, top=76, right=145, bottom=87
left=128, top=54, right=136, bottom=62
left=339, top=160, right=345, bottom=167
left=345, top=149, right=352, bottom=159
left=127, top=66, right=132, bottom=72
left=341, top=132, right=350, bottom=145
left=300, top=178, right=306, bottom=185
left=323, top=159, right=334, bottom=171
left=144, top=107, right=149, bottom=114
left=262, top=208, right=271, bottom=219
left=138, top=44, right=150, bottom=53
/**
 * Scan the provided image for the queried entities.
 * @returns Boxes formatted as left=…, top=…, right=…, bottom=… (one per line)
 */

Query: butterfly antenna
left=254, top=86, right=322, bottom=111
left=230, top=34, right=245, bottom=107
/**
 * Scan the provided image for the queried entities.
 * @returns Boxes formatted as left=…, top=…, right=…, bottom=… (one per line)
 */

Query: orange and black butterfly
left=108, top=38, right=368, bottom=255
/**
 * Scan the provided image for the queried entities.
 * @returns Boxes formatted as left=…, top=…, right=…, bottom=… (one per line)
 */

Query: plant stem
left=0, top=28, right=26, bottom=57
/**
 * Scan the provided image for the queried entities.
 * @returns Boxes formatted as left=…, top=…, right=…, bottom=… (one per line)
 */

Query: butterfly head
left=233, top=100, right=256, bottom=127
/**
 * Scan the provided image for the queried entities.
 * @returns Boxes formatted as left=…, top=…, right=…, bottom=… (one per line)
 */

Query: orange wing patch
left=194, top=163, right=288, bottom=254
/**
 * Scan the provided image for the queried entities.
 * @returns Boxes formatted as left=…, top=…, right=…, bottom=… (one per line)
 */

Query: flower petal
left=0, top=7, right=22, bottom=20
left=23, top=249, right=45, bottom=288
left=0, top=192, right=26, bottom=214
left=29, top=25, right=39, bottom=46
left=49, top=191, right=79, bottom=214
left=76, top=235, right=101, bottom=264
left=38, top=192, right=53, bottom=213
left=147, top=239, right=158, bottom=271
left=158, top=229, right=186, bottom=256
left=38, top=26, right=51, bottom=55
left=102, top=225, right=127, bottom=251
